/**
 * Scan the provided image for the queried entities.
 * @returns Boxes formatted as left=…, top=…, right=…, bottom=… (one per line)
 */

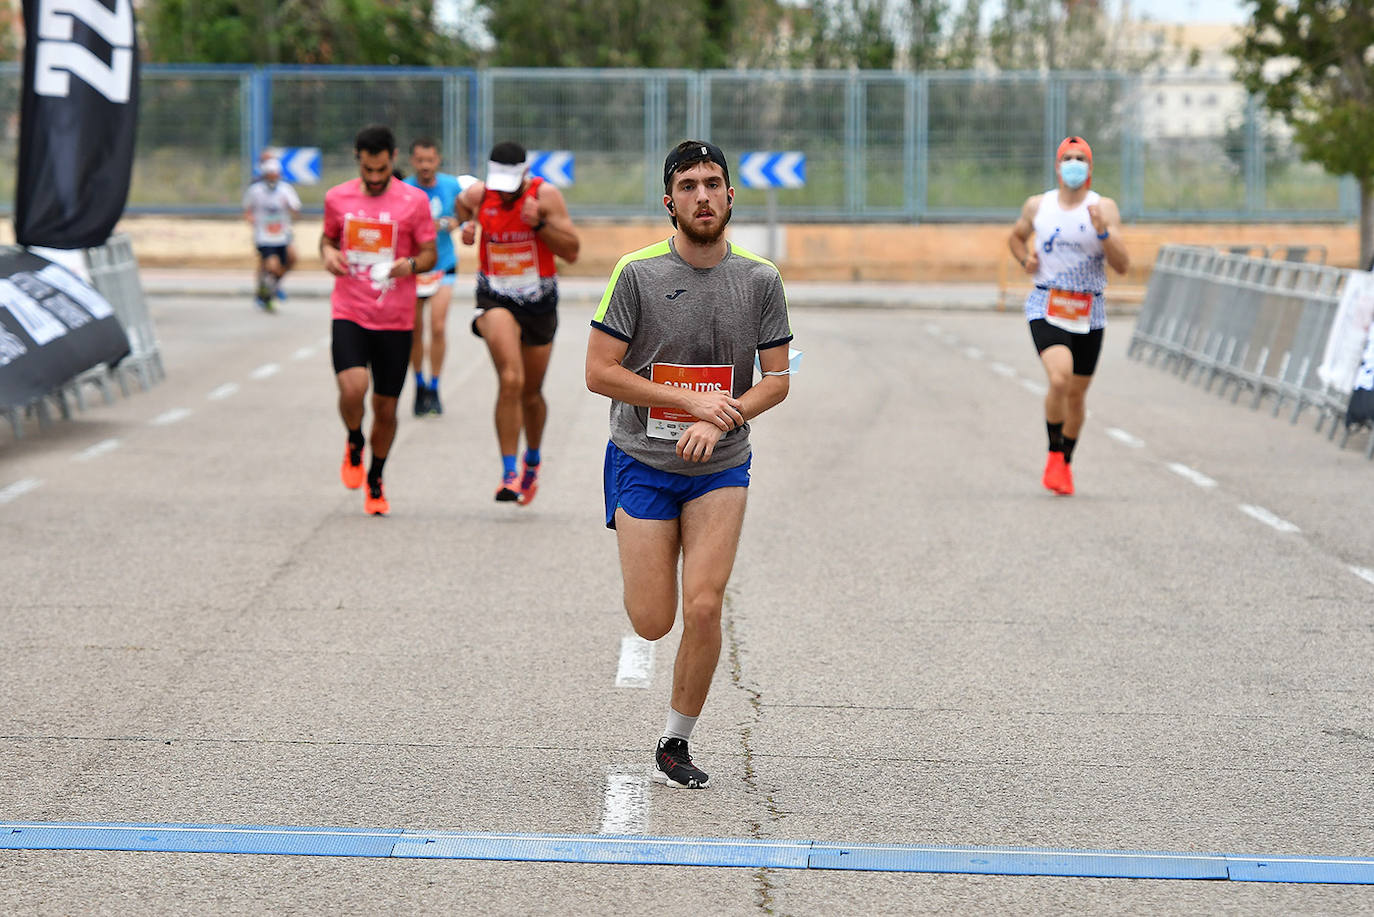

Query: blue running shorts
left=603, top=441, right=751, bottom=530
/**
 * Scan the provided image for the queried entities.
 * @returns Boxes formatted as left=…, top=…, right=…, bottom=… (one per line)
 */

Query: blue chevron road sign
left=273, top=147, right=321, bottom=185
left=738, top=152, right=806, bottom=189
left=528, top=151, right=574, bottom=188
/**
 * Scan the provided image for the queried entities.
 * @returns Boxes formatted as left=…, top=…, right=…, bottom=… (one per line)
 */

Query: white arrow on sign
left=739, top=153, right=771, bottom=189
left=278, top=147, right=321, bottom=185
left=528, top=151, right=574, bottom=188
left=771, top=151, right=805, bottom=188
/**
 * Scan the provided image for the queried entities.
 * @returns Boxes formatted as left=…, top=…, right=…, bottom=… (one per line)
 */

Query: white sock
left=662, top=708, right=698, bottom=743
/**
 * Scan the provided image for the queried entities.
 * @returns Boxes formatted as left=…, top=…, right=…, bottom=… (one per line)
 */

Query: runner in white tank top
left=1007, top=136, right=1131, bottom=496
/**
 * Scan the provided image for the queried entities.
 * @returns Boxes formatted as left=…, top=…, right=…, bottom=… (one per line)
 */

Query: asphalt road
left=1, top=285, right=1372, bottom=915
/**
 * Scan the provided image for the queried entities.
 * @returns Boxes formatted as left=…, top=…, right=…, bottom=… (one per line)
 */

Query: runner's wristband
left=532, top=220, right=547, bottom=233
left=407, top=257, right=416, bottom=274
left=1096, top=230, right=1110, bottom=240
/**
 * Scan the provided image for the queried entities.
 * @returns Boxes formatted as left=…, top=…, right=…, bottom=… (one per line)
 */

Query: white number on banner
left=35, top=0, right=135, bottom=104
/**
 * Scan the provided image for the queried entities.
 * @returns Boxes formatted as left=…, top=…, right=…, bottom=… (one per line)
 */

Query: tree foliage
left=1232, top=0, right=1374, bottom=262
left=142, top=0, right=474, bottom=65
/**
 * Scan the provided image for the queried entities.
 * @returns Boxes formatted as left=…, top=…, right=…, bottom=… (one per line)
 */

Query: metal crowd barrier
left=4, top=234, right=163, bottom=440
left=1128, top=244, right=1371, bottom=459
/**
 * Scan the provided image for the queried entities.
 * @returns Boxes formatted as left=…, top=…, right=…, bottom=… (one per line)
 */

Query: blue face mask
left=1059, top=160, right=1089, bottom=190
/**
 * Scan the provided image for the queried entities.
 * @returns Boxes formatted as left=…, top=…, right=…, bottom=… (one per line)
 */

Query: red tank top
left=476, top=177, right=558, bottom=304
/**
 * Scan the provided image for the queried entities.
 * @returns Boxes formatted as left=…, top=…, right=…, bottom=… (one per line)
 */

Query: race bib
left=647, top=363, right=734, bottom=441
left=343, top=216, right=397, bottom=267
left=486, top=240, right=540, bottom=297
left=416, top=270, right=442, bottom=298
left=1045, top=288, right=1093, bottom=334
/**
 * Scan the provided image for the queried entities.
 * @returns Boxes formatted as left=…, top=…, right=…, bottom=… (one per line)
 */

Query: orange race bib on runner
left=1045, top=287, right=1093, bottom=333
left=486, top=240, right=540, bottom=297
left=647, top=363, right=734, bottom=441
left=343, top=216, right=397, bottom=267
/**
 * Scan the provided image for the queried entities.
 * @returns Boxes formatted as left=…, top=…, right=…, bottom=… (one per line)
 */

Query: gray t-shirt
left=591, top=238, right=793, bottom=475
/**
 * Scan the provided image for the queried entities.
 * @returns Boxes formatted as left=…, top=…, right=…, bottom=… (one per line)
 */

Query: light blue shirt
left=404, top=173, right=462, bottom=272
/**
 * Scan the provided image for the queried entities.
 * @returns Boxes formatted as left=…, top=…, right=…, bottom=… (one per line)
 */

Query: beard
left=678, top=205, right=731, bottom=245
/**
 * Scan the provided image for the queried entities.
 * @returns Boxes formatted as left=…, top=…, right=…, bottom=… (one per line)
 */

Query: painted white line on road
left=249, top=363, right=281, bottom=380
left=962, top=346, right=984, bottom=360
left=150, top=408, right=193, bottom=427
left=1348, top=566, right=1374, bottom=586
left=615, top=635, right=654, bottom=688
left=1105, top=427, right=1144, bottom=448
left=988, top=362, right=1017, bottom=378
left=1238, top=503, right=1300, bottom=534
left=0, top=477, right=42, bottom=505
left=291, top=346, right=316, bottom=361
left=599, top=773, right=649, bottom=835
left=207, top=382, right=240, bottom=401
left=1166, top=462, right=1217, bottom=489
left=72, top=438, right=121, bottom=462
left=1019, top=378, right=1048, bottom=396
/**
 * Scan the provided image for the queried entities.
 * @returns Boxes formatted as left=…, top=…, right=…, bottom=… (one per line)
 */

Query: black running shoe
left=428, top=385, right=442, bottom=415
left=653, top=738, right=710, bottom=789
left=413, top=384, right=431, bottom=416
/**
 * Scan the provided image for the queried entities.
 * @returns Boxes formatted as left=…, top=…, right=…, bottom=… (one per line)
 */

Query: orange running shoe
left=365, top=479, right=389, bottom=515
left=1041, top=451, right=1065, bottom=493
left=341, top=444, right=365, bottom=490
left=517, top=460, right=540, bottom=506
left=495, top=471, right=520, bottom=502
left=1055, top=460, right=1075, bottom=496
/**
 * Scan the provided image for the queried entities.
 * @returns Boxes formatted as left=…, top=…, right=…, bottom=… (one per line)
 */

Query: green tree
left=986, top=0, right=1155, bottom=72
left=143, top=0, right=476, bottom=65
left=1232, top=0, right=1374, bottom=266
left=481, top=0, right=783, bottom=68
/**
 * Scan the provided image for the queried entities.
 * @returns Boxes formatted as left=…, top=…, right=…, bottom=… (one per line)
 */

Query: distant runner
left=456, top=141, right=580, bottom=504
left=404, top=137, right=477, bottom=417
left=242, top=157, right=301, bottom=311
left=1008, top=135, right=1130, bottom=496
left=320, top=124, right=437, bottom=516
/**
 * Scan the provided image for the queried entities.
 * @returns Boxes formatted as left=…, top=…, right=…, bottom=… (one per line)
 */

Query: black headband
left=663, top=142, right=730, bottom=191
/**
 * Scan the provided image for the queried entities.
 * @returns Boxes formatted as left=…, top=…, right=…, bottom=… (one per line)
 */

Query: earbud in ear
left=667, top=201, right=675, bottom=211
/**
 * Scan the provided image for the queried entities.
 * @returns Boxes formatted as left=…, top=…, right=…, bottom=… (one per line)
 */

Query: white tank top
left=1023, top=189, right=1108, bottom=332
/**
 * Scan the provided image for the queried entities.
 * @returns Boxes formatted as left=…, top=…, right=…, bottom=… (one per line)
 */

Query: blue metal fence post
left=250, top=68, right=272, bottom=161
left=239, top=70, right=255, bottom=191
left=846, top=73, right=863, bottom=216
left=1245, top=92, right=1264, bottom=215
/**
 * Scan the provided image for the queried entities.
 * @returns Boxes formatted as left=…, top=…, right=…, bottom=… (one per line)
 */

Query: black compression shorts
left=331, top=319, right=413, bottom=398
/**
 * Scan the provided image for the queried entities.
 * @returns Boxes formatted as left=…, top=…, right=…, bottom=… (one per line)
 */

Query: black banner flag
left=15, top=0, right=140, bottom=249
left=0, top=247, right=130, bottom=409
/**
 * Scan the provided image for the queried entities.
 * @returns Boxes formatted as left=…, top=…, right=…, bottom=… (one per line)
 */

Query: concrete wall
left=3, top=216, right=1362, bottom=282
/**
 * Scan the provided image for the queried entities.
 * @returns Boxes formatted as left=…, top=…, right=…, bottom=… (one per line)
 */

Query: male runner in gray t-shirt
left=586, top=140, right=793, bottom=789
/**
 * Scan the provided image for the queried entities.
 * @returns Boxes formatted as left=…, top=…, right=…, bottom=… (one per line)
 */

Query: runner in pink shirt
left=320, top=124, right=437, bottom=516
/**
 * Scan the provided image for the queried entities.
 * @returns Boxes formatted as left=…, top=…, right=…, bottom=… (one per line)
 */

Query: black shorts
left=1029, top=319, right=1104, bottom=376
left=471, top=293, right=558, bottom=347
left=257, top=245, right=289, bottom=262
left=331, top=319, right=413, bottom=398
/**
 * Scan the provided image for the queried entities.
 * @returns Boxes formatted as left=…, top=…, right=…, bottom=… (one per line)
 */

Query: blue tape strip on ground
left=809, top=843, right=1228, bottom=880
left=391, top=832, right=811, bottom=868
left=4, top=821, right=1374, bottom=884
left=1227, top=857, right=1374, bottom=884
left=0, top=823, right=399, bottom=858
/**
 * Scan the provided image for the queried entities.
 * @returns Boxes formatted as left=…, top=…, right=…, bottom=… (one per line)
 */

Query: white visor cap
left=486, top=160, right=526, bottom=193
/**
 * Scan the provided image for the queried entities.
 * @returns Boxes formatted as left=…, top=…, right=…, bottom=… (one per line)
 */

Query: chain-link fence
left=0, top=64, right=1359, bottom=222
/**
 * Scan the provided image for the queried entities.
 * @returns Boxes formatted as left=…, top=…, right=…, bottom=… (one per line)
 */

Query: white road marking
left=988, top=362, right=1017, bottom=378
left=1348, top=566, right=1374, bottom=586
left=291, top=347, right=316, bottom=361
left=615, top=635, right=654, bottom=688
left=598, top=773, right=649, bottom=835
left=207, top=382, right=240, bottom=401
left=0, top=478, right=42, bottom=504
left=1238, top=503, right=1300, bottom=534
left=249, top=363, right=281, bottom=380
left=962, top=346, right=984, bottom=360
left=150, top=408, right=193, bottom=426
left=924, top=324, right=942, bottom=336
left=1166, top=462, right=1217, bottom=489
left=73, top=438, right=121, bottom=462
left=1019, top=378, right=1048, bottom=396
left=1105, top=427, right=1144, bottom=448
